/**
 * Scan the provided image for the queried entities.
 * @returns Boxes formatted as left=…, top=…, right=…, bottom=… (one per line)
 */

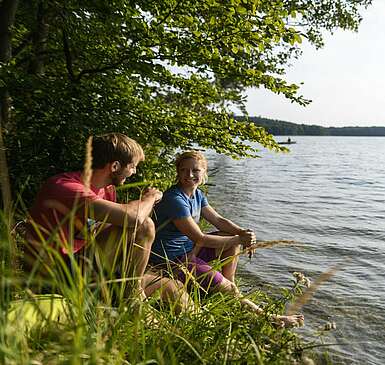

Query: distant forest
left=240, top=116, right=385, bottom=136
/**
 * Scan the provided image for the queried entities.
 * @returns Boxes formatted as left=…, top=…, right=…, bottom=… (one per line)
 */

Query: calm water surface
left=206, top=136, right=385, bottom=365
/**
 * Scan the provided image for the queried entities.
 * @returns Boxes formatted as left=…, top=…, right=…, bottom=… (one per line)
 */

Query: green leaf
left=237, top=5, right=247, bottom=14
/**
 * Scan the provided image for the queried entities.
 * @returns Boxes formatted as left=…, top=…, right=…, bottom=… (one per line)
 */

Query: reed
left=83, top=136, right=93, bottom=193
left=286, top=265, right=340, bottom=316
left=0, top=212, right=317, bottom=364
left=1, top=197, right=339, bottom=365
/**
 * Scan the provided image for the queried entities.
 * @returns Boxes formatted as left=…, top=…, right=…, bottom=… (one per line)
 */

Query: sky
left=243, top=0, right=385, bottom=127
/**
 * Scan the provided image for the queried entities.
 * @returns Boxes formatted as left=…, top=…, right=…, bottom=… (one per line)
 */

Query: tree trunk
left=0, top=1, right=19, bottom=283
left=29, top=1, right=49, bottom=75
left=0, top=0, right=19, bottom=215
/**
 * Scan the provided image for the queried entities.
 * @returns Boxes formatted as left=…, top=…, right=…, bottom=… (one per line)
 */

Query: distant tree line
left=241, top=116, right=385, bottom=136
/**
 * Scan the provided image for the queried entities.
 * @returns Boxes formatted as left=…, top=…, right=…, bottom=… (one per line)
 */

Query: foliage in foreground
left=2, top=281, right=308, bottom=364
left=0, top=0, right=373, bottom=203
left=0, top=215, right=319, bottom=365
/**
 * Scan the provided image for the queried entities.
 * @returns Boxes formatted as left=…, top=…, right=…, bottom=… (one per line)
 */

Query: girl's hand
left=239, top=229, right=257, bottom=258
left=239, top=229, right=256, bottom=248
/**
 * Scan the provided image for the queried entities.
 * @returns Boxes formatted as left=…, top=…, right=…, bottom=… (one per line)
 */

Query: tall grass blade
left=83, top=136, right=93, bottom=193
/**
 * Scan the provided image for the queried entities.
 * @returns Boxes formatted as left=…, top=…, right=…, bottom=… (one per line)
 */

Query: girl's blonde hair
left=175, top=150, right=208, bottom=184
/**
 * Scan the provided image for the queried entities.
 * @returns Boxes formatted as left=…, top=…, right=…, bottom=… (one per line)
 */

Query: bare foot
left=240, top=298, right=304, bottom=328
left=240, top=298, right=263, bottom=315
left=272, top=314, right=304, bottom=328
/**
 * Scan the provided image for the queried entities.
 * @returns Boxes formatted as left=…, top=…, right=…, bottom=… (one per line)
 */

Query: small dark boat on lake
left=278, top=138, right=296, bottom=145
left=278, top=141, right=297, bottom=145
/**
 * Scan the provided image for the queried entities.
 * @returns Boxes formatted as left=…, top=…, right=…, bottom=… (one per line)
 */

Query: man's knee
left=137, top=216, right=155, bottom=241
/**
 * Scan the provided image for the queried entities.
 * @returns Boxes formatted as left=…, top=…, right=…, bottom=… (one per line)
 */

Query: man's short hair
left=92, top=133, right=145, bottom=169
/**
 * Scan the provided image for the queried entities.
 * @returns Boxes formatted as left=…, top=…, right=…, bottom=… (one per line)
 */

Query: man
left=25, top=133, right=190, bottom=310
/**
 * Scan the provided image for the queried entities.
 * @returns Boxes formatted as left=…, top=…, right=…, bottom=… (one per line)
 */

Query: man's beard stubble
left=111, top=170, right=126, bottom=186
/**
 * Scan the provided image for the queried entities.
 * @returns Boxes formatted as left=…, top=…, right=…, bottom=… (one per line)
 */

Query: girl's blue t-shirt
left=150, top=185, right=208, bottom=264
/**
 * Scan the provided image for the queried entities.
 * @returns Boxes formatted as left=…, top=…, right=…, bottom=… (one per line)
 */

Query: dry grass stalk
left=252, top=239, right=299, bottom=249
left=242, top=239, right=301, bottom=258
left=83, top=136, right=93, bottom=193
left=286, top=264, right=341, bottom=315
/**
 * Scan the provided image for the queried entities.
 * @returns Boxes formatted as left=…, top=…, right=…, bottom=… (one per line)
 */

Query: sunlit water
left=206, top=136, right=385, bottom=365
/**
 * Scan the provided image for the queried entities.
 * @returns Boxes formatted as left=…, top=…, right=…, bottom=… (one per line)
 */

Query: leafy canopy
left=1, top=0, right=372, bottom=198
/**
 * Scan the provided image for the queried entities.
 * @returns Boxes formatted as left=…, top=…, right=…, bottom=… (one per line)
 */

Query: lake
left=206, top=136, right=385, bottom=365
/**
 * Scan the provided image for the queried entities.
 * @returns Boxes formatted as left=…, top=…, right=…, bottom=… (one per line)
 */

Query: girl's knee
left=216, top=244, right=240, bottom=259
left=227, top=244, right=240, bottom=256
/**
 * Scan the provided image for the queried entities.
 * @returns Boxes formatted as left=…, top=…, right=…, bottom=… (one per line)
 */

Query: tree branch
left=154, top=0, right=183, bottom=27
left=0, top=0, right=19, bottom=61
left=13, top=32, right=33, bottom=57
left=75, top=54, right=130, bottom=81
left=62, top=27, right=75, bottom=82
left=29, top=0, right=49, bottom=75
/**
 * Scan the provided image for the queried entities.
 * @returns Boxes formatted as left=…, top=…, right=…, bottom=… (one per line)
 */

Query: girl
left=150, top=151, right=303, bottom=327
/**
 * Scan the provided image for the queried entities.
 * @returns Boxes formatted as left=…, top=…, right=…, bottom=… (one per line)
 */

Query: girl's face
left=177, top=158, right=206, bottom=189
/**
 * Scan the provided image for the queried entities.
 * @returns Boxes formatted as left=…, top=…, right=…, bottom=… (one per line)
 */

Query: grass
left=1, top=289, right=305, bottom=364
left=0, top=210, right=333, bottom=365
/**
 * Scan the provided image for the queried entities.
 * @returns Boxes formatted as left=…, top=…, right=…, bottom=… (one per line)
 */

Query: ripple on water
left=207, top=137, right=385, bottom=364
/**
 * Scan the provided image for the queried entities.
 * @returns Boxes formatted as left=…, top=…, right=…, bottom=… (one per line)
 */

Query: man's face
left=111, top=161, right=137, bottom=186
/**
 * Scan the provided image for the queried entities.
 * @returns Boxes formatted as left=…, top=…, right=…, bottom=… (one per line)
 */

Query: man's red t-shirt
left=28, top=171, right=116, bottom=255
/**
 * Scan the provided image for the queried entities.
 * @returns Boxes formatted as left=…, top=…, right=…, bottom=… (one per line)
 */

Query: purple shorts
left=174, top=247, right=224, bottom=290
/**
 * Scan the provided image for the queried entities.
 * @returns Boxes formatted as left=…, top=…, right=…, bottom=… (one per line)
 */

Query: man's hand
left=143, top=187, right=163, bottom=204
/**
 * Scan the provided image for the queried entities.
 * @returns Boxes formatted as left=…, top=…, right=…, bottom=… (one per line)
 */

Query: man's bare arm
left=89, top=188, right=162, bottom=227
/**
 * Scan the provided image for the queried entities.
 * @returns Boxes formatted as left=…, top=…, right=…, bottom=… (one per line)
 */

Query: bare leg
left=206, top=231, right=241, bottom=283
left=94, top=217, right=155, bottom=299
left=142, top=271, right=195, bottom=314
left=213, top=277, right=304, bottom=328
left=214, top=244, right=240, bottom=283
